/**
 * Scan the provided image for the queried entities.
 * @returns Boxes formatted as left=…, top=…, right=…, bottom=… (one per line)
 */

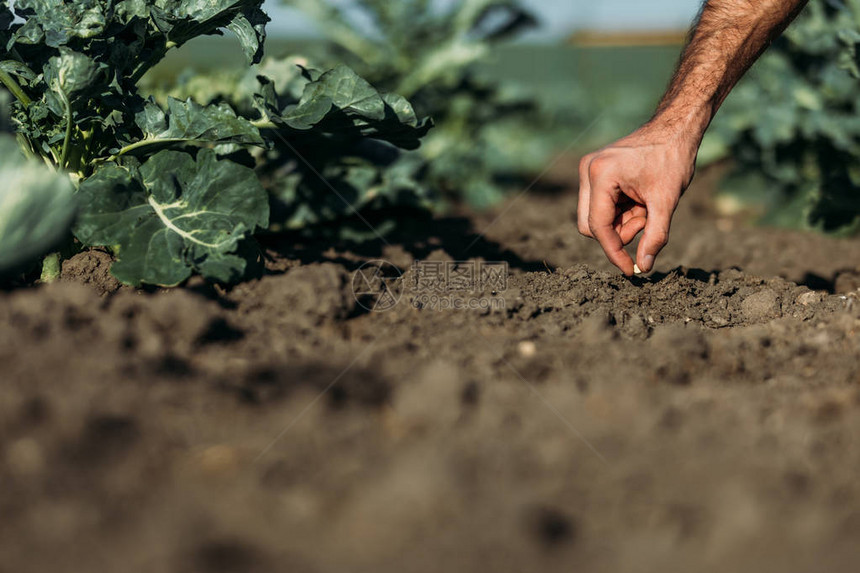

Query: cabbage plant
left=0, top=0, right=429, bottom=285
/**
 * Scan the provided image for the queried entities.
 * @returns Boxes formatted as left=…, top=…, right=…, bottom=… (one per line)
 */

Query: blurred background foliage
left=280, top=0, right=554, bottom=209
left=704, top=0, right=860, bottom=235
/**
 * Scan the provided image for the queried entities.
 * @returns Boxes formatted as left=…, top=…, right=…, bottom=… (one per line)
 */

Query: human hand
left=577, top=122, right=701, bottom=276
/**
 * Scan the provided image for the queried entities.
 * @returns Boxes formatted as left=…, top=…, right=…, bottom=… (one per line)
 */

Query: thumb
left=636, top=201, right=674, bottom=273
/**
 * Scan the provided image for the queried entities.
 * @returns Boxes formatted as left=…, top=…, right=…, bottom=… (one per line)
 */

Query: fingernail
left=642, top=255, right=655, bottom=272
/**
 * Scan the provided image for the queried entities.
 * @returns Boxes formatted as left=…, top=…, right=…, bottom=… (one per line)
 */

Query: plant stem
left=112, top=137, right=178, bottom=158
left=129, top=41, right=177, bottom=85
left=251, top=119, right=278, bottom=130
left=59, top=91, right=74, bottom=170
left=40, top=252, right=62, bottom=283
left=0, top=69, right=32, bottom=108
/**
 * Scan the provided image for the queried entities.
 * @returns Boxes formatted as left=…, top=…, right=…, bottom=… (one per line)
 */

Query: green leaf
left=225, top=8, right=269, bottom=65
left=14, top=0, right=107, bottom=47
left=291, top=64, right=387, bottom=122
left=839, top=28, right=860, bottom=77
left=74, top=150, right=269, bottom=286
left=0, top=60, right=38, bottom=83
left=268, top=151, right=433, bottom=231
left=265, top=64, right=432, bottom=149
left=454, top=0, right=537, bottom=40
left=0, top=136, right=76, bottom=276
left=43, top=47, right=105, bottom=114
left=114, top=0, right=151, bottom=23
left=150, top=0, right=269, bottom=64
left=126, top=97, right=265, bottom=155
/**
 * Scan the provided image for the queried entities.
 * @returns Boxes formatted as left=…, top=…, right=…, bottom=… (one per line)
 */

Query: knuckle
left=578, top=222, right=591, bottom=237
left=579, top=153, right=594, bottom=167
left=652, top=229, right=670, bottom=248
left=587, top=155, right=611, bottom=179
left=578, top=154, right=594, bottom=178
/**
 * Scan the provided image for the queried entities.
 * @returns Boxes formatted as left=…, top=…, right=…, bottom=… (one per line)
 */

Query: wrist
left=642, top=105, right=710, bottom=165
left=648, top=101, right=712, bottom=148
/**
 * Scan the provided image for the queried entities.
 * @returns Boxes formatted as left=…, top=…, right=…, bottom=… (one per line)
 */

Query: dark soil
left=2, top=159, right=860, bottom=573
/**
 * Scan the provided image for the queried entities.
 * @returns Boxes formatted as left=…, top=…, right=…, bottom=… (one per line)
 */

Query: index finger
left=577, top=155, right=593, bottom=237
left=588, top=178, right=635, bottom=276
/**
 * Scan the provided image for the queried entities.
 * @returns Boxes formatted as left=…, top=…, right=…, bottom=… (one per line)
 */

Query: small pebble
left=518, top=341, right=537, bottom=358
left=197, top=445, right=242, bottom=475
left=796, top=291, right=824, bottom=306
left=741, top=289, right=780, bottom=320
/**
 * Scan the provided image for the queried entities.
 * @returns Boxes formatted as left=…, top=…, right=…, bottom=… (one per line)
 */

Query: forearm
left=653, top=0, right=808, bottom=142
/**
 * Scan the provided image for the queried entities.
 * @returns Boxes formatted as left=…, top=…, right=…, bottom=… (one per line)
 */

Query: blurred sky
left=266, top=1, right=704, bottom=39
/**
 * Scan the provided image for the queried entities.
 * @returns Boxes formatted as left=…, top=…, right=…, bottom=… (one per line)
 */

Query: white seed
left=633, top=264, right=643, bottom=275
